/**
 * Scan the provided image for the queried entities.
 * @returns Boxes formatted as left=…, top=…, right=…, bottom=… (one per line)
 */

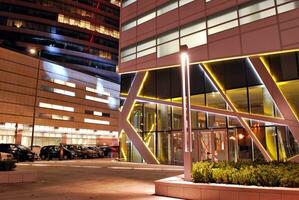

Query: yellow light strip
left=127, top=120, right=160, bottom=164
left=259, top=56, right=299, bottom=121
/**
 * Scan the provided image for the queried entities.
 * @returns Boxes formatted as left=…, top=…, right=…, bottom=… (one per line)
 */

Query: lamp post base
left=184, top=151, right=192, bottom=181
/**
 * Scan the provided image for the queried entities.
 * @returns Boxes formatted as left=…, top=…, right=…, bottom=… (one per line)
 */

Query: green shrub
left=192, top=161, right=299, bottom=187
left=0, top=160, right=16, bottom=171
left=192, top=162, right=214, bottom=183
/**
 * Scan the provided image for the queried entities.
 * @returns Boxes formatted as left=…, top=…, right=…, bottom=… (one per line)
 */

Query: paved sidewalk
left=0, top=159, right=183, bottom=200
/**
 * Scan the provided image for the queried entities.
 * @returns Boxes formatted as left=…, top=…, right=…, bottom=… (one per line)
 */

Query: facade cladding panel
left=119, top=0, right=299, bottom=164
left=0, top=0, right=121, bottom=83
left=0, top=47, right=120, bottom=146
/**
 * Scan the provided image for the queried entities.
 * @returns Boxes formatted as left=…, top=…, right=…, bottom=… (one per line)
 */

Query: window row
left=86, top=86, right=111, bottom=96
left=85, top=95, right=109, bottom=104
left=39, top=102, right=75, bottom=112
left=85, top=110, right=110, bottom=117
left=39, top=113, right=74, bottom=121
left=0, top=2, right=119, bottom=29
left=121, top=20, right=207, bottom=62
left=58, top=14, right=119, bottom=39
left=122, top=0, right=194, bottom=30
left=3, top=123, right=116, bottom=136
left=84, top=118, right=110, bottom=125
left=52, top=79, right=76, bottom=88
left=4, top=18, right=119, bottom=51
left=121, top=0, right=299, bottom=62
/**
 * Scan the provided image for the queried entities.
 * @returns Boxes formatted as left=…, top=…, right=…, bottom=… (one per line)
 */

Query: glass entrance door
left=171, top=132, right=183, bottom=165
left=196, top=129, right=228, bottom=162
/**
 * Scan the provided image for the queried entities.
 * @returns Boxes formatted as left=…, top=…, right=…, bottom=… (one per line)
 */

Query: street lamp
left=180, top=45, right=192, bottom=181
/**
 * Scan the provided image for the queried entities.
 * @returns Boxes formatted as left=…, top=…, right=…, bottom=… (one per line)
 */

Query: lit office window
left=93, top=111, right=103, bottom=116
left=52, top=79, right=76, bottom=88
left=53, top=88, right=75, bottom=97
left=277, top=0, right=299, bottom=14
left=42, top=85, right=75, bottom=97
left=122, top=0, right=136, bottom=7
left=157, top=30, right=179, bottom=57
left=180, top=21, right=206, bottom=37
left=52, top=115, right=72, bottom=121
left=122, top=20, right=136, bottom=31
left=208, top=9, right=238, bottom=28
left=157, top=40, right=179, bottom=57
left=239, top=0, right=275, bottom=17
left=137, top=39, right=156, bottom=58
left=208, top=20, right=238, bottom=35
left=58, top=14, right=119, bottom=39
left=85, top=95, right=109, bottom=104
left=157, top=1, right=178, bottom=16
left=180, top=20, right=207, bottom=48
left=99, top=51, right=112, bottom=60
left=39, top=102, right=74, bottom=112
left=157, top=30, right=179, bottom=45
left=180, top=30, right=207, bottom=48
left=111, top=0, right=121, bottom=7
left=137, top=11, right=156, bottom=25
left=121, top=46, right=137, bottom=62
left=179, top=0, right=194, bottom=6
left=208, top=9, right=238, bottom=35
left=239, top=0, right=276, bottom=25
left=86, top=87, right=110, bottom=96
left=84, top=118, right=110, bottom=125
left=121, top=54, right=136, bottom=63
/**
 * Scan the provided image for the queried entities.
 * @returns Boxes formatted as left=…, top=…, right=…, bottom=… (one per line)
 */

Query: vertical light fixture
left=180, top=45, right=192, bottom=181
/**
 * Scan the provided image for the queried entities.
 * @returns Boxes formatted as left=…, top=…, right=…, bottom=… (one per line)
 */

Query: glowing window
left=84, top=118, right=110, bottom=125
left=39, top=102, right=74, bottom=112
left=85, top=95, right=109, bottom=104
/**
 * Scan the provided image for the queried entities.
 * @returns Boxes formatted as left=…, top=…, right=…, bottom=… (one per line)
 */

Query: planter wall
left=155, top=175, right=299, bottom=200
left=0, top=171, right=37, bottom=184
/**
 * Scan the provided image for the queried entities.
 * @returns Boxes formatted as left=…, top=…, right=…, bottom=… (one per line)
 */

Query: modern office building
left=118, top=0, right=299, bottom=164
left=0, top=0, right=121, bottom=82
left=0, top=0, right=121, bottom=147
left=0, top=47, right=120, bottom=147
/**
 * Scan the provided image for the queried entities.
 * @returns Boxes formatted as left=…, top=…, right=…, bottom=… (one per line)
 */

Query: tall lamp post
left=180, top=45, right=192, bottom=181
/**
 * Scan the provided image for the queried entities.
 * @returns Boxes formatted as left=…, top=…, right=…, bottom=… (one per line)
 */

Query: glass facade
left=120, top=51, right=299, bottom=164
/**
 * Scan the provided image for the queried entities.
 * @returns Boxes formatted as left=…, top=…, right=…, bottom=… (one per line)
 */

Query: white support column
left=180, top=45, right=192, bottom=181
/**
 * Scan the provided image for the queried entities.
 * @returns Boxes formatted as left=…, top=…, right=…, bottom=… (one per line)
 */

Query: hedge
left=0, top=160, right=16, bottom=171
left=192, top=161, right=299, bottom=187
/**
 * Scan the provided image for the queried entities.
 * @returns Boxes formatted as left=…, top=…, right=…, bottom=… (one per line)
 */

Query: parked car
left=87, top=146, right=104, bottom=158
left=98, top=146, right=112, bottom=157
left=40, top=145, right=75, bottom=160
left=0, top=144, right=35, bottom=161
left=0, top=152, right=13, bottom=161
left=65, top=145, right=97, bottom=159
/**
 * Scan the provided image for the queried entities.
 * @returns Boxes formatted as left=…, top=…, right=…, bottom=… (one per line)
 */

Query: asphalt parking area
left=0, top=159, right=183, bottom=200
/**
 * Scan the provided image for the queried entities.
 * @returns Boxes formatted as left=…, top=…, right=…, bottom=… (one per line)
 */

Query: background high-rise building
left=0, top=0, right=121, bottom=82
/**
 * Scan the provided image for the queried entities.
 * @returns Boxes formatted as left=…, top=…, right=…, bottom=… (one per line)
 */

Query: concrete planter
left=0, top=171, right=37, bottom=184
left=155, top=175, right=299, bottom=200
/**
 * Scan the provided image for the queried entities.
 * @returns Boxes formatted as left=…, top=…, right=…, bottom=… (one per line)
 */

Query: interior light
left=29, top=48, right=37, bottom=55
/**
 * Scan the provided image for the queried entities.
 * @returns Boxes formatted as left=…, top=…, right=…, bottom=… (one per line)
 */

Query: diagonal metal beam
left=124, top=95, right=294, bottom=127
left=249, top=57, right=299, bottom=144
left=200, top=63, right=272, bottom=161
left=120, top=71, right=159, bottom=164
